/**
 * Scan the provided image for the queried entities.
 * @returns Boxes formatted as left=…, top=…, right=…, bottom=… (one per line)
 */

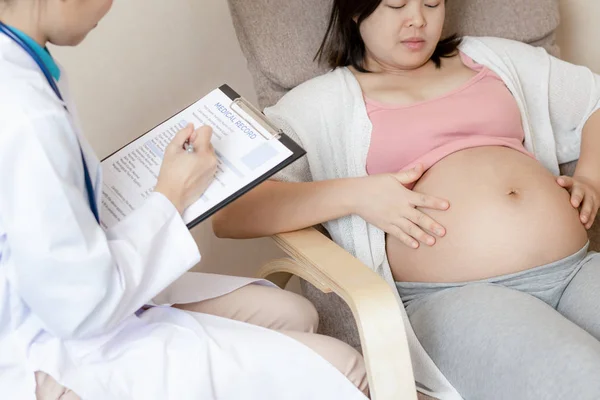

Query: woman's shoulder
left=263, top=67, right=364, bottom=146
left=268, top=67, right=358, bottom=114
left=460, top=35, right=549, bottom=56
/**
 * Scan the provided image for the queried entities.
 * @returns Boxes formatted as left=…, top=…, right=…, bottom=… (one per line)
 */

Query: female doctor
left=0, top=0, right=369, bottom=399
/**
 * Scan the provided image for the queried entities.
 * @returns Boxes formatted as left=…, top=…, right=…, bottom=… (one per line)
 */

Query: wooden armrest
left=258, top=227, right=417, bottom=400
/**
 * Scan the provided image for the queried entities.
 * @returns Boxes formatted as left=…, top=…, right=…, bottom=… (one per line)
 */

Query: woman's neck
left=0, top=5, right=47, bottom=46
left=363, top=56, right=436, bottom=78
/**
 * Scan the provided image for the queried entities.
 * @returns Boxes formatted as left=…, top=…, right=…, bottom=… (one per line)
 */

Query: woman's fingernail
left=411, top=241, right=419, bottom=248
left=436, top=228, right=444, bottom=236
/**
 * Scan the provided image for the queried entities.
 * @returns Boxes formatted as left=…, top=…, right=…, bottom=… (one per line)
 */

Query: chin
left=68, top=33, right=89, bottom=46
left=49, top=33, right=87, bottom=47
left=396, top=55, right=431, bottom=70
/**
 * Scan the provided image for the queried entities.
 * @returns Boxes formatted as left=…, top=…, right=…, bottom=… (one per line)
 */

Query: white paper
left=99, top=88, right=293, bottom=230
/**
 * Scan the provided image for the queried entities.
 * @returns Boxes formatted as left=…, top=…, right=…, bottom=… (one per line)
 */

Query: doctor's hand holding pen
left=154, top=124, right=218, bottom=215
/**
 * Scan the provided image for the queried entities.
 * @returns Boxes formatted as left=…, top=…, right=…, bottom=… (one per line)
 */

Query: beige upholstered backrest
left=228, top=0, right=561, bottom=109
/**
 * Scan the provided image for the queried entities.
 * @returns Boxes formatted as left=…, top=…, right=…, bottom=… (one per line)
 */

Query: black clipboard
left=101, top=84, right=306, bottom=230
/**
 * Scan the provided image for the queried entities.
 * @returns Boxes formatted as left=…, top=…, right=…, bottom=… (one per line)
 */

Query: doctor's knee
left=269, top=287, right=319, bottom=333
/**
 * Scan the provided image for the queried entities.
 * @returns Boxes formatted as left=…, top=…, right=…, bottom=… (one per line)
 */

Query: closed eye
left=388, top=5, right=406, bottom=9
left=425, top=2, right=441, bottom=7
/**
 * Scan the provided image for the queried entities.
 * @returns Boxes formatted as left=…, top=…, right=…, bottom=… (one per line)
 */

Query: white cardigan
left=264, top=36, right=600, bottom=399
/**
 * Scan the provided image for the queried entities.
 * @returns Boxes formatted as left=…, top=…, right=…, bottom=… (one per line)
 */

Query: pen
left=184, top=139, right=194, bottom=153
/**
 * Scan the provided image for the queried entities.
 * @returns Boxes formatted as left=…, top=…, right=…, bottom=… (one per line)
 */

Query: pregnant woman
left=213, top=0, right=600, bottom=399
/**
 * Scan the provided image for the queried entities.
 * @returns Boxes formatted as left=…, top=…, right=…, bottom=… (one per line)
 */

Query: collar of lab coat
left=4, top=24, right=61, bottom=81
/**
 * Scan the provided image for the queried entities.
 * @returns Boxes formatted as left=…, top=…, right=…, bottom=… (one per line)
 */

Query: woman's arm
left=212, top=178, right=361, bottom=239
left=557, top=109, right=600, bottom=227
left=214, top=165, right=450, bottom=248
left=533, top=45, right=600, bottom=226
left=574, top=109, right=600, bottom=188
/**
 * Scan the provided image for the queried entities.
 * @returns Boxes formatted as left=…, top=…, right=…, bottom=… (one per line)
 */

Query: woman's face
left=359, top=0, right=446, bottom=71
left=43, top=0, right=114, bottom=46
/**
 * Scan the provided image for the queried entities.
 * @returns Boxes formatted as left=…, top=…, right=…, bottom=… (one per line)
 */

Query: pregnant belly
left=387, top=146, right=588, bottom=283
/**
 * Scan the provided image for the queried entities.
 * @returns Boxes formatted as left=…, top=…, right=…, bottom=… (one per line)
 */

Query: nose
left=405, top=5, right=426, bottom=28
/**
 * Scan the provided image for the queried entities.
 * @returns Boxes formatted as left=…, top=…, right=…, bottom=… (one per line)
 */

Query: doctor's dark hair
left=315, top=0, right=461, bottom=71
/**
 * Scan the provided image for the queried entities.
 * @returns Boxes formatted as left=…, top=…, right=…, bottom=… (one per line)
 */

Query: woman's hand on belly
left=557, top=175, right=600, bottom=229
left=387, top=147, right=589, bottom=283
left=355, top=164, right=450, bottom=248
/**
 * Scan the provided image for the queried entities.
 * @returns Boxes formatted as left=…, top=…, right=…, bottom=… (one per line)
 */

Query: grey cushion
left=229, top=0, right=561, bottom=108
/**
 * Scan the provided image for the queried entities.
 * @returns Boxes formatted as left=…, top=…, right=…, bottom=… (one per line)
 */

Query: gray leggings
left=396, top=243, right=600, bottom=400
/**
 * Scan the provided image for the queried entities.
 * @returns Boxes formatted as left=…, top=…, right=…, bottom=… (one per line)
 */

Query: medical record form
left=99, top=85, right=305, bottom=230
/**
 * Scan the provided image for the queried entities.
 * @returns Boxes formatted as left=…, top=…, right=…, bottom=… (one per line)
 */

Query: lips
left=401, top=38, right=426, bottom=50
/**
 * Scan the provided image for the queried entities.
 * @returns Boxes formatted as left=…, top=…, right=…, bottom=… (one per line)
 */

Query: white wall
left=52, top=0, right=287, bottom=279
left=557, top=0, right=600, bottom=72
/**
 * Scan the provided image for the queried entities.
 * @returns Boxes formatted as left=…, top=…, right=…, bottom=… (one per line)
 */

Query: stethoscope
left=0, top=21, right=99, bottom=224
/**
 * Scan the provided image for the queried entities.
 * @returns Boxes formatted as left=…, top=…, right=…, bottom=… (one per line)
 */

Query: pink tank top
left=365, top=52, right=533, bottom=177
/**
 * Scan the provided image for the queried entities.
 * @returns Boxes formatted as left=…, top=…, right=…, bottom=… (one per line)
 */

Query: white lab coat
left=0, top=35, right=366, bottom=400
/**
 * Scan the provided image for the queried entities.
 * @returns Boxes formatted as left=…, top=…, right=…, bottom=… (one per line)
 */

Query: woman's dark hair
left=315, top=0, right=461, bottom=71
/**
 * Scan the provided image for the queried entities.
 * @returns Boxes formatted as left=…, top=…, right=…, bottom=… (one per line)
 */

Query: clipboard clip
left=231, top=97, right=283, bottom=140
